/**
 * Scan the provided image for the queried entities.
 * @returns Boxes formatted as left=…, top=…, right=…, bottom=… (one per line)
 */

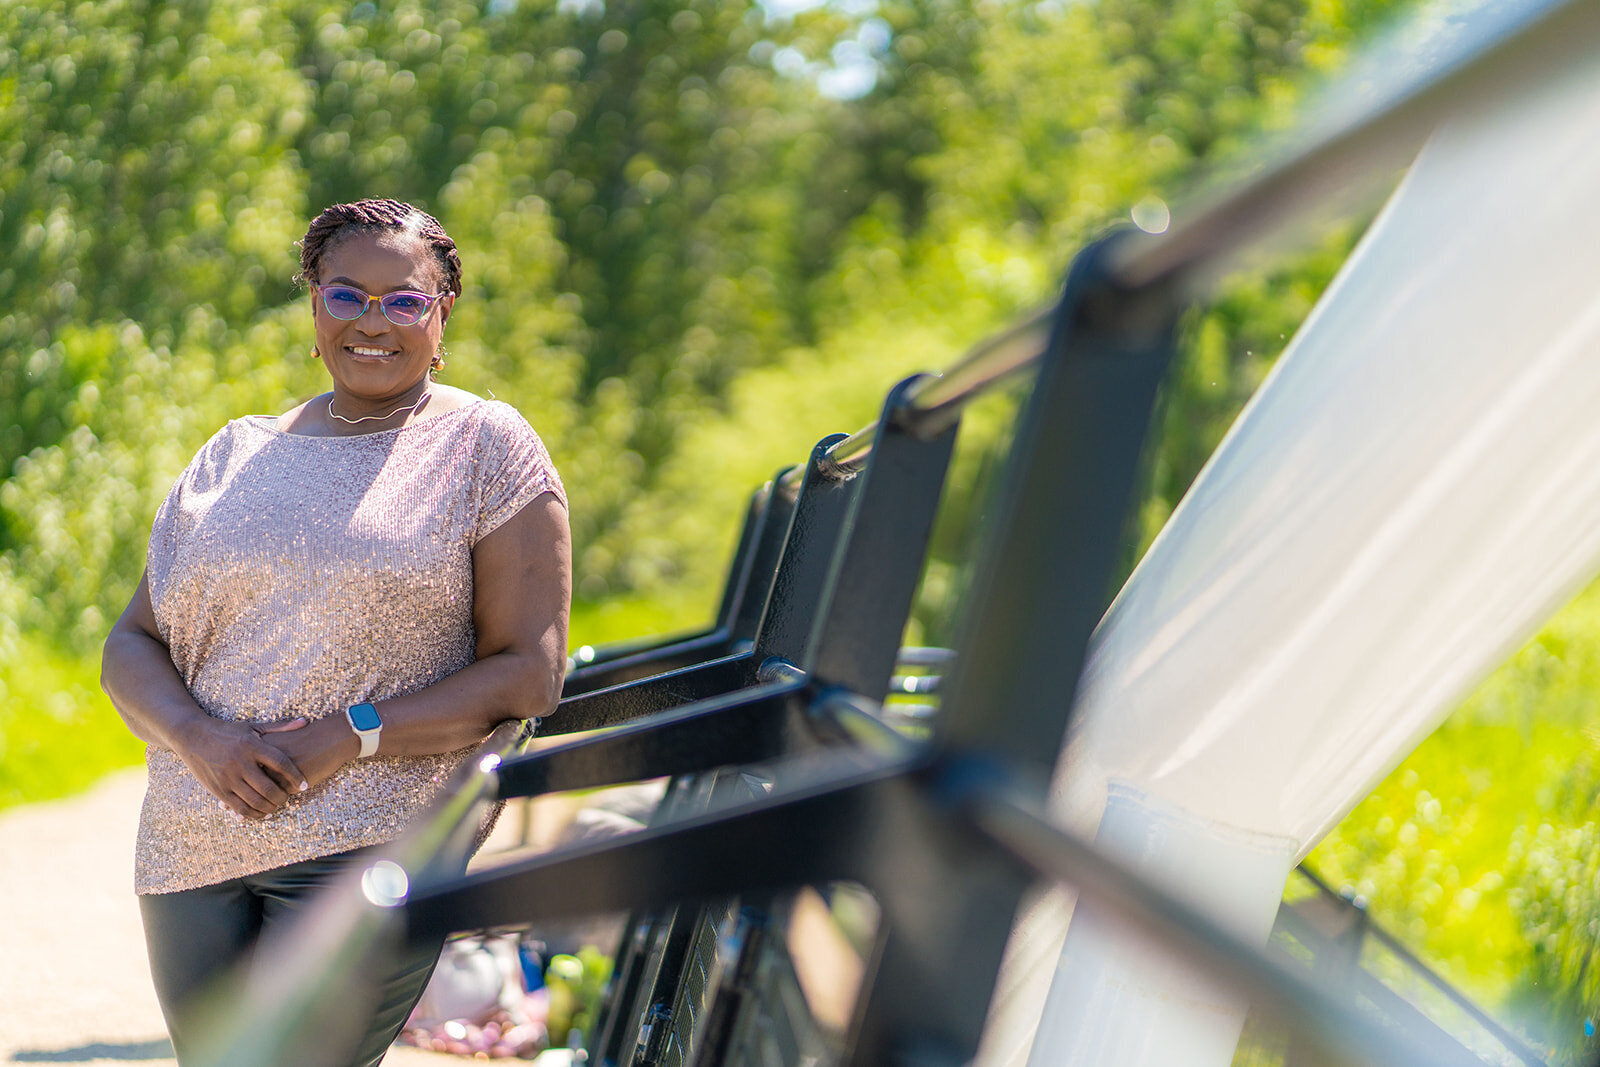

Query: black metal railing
left=1260, top=868, right=1548, bottom=1067
left=186, top=3, right=1600, bottom=1065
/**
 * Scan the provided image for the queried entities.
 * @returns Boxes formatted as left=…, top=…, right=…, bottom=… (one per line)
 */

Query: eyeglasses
left=314, top=283, right=448, bottom=326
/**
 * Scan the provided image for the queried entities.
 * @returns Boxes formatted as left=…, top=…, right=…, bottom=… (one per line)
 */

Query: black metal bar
left=403, top=755, right=919, bottom=944
left=1343, top=974, right=1492, bottom=1067
left=693, top=904, right=772, bottom=1065
left=895, top=647, right=955, bottom=669
left=841, top=232, right=1183, bottom=1066
left=560, top=486, right=777, bottom=700
left=805, top=374, right=960, bottom=699
left=561, top=630, right=738, bottom=701
left=1285, top=869, right=1547, bottom=1067
left=965, top=780, right=1479, bottom=1067
left=593, top=774, right=716, bottom=1067
left=1269, top=906, right=1511, bottom=1067
left=715, top=487, right=768, bottom=632
left=935, top=232, right=1180, bottom=777
left=593, top=913, right=650, bottom=1063
left=807, top=691, right=920, bottom=759
left=562, top=489, right=775, bottom=699
left=888, top=674, right=940, bottom=696
left=753, top=433, right=858, bottom=664
left=731, top=465, right=801, bottom=645
left=498, top=677, right=809, bottom=799
left=545, top=651, right=756, bottom=735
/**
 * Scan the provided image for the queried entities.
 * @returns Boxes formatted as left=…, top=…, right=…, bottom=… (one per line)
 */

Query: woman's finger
left=234, top=769, right=284, bottom=818
left=254, top=745, right=310, bottom=795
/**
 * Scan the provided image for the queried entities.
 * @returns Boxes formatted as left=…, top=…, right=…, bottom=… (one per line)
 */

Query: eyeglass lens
left=320, top=285, right=432, bottom=325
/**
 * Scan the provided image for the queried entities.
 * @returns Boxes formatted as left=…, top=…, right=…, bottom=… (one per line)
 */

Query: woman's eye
left=387, top=295, right=424, bottom=313
left=327, top=289, right=365, bottom=309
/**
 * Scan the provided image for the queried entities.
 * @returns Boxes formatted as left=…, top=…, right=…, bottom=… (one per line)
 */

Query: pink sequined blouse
left=135, top=400, right=565, bottom=894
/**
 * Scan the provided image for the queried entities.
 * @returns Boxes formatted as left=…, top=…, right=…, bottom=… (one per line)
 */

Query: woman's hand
left=267, top=713, right=361, bottom=796
left=173, top=716, right=311, bottom=820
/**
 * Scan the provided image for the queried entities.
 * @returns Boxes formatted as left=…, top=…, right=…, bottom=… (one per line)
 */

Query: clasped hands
left=176, top=713, right=357, bottom=820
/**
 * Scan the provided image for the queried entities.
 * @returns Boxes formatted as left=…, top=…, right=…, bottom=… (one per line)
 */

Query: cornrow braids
left=296, top=198, right=462, bottom=297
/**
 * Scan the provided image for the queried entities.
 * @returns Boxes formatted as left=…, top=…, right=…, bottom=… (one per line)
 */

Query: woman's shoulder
left=420, top=383, right=485, bottom=417
left=450, top=391, right=544, bottom=440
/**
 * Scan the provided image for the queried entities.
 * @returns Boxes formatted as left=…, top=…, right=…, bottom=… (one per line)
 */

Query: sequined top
left=135, top=400, right=565, bottom=894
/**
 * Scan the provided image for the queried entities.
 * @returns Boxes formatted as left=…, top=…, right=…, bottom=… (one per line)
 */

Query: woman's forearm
left=100, top=623, right=210, bottom=751
left=366, top=648, right=562, bottom=757
left=269, top=646, right=561, bottom=781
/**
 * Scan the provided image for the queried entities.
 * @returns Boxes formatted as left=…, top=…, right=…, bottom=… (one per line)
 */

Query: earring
left=431, top=342, right=447, bottom=380
left=311, top=345, right=321, bottom=360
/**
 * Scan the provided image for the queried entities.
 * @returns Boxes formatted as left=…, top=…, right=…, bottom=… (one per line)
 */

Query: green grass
left=0, top=634, right=145, bottom=812
left=568, top=592, right=712, bottom=652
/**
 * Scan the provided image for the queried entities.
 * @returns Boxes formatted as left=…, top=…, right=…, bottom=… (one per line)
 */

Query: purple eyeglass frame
left=313, top=283, right=449, bottom=326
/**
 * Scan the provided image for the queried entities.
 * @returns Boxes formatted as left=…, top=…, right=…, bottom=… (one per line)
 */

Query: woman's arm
left=101, top=574, right=310, bottom=819
left=271, top=492, right=572, bottom=784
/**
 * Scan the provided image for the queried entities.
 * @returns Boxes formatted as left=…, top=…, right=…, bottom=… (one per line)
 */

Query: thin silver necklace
left=328, top=390, right=431, bottom=426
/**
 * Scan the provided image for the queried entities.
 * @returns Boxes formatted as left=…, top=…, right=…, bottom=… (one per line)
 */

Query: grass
left=0, top=634, right=144, bottom=812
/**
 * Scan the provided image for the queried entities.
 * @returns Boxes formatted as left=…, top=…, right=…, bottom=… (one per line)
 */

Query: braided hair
left=297, top=198, right=462, bottom=297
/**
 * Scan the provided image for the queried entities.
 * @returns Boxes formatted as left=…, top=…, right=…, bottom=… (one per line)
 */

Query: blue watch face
left=348, top=702, right=381, bottom=731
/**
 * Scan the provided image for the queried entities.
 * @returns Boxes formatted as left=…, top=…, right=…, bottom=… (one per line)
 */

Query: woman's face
left=311, top=229, right=453, bottom=403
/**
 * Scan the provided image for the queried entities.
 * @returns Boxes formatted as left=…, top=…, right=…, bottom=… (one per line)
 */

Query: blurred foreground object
left=999, top=3, right=1600, bottom=1065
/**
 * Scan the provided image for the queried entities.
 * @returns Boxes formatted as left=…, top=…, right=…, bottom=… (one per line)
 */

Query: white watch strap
left=346, top=703, right=382, bottom=758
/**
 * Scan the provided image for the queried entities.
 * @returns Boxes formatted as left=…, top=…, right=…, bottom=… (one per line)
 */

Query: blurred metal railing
left=1266, top=868, right=1547, bottom=1067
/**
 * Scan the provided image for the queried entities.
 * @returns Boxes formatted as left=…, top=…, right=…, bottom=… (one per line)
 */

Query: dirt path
left=0, top=767, right=527, bottom=1067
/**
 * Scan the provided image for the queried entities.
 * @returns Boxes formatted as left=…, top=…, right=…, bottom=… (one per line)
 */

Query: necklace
left=328, top=390, right=431, bottom=426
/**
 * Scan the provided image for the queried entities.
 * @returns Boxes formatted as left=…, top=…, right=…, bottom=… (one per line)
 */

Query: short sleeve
left=472, top=402, right=567, bottom=545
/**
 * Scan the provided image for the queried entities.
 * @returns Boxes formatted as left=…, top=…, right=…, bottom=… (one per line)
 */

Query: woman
left=100, top=198, right=571, bottom=1065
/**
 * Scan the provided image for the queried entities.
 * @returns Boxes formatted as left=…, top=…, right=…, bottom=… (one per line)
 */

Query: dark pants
left=139, top=848, right=446, bottom=1067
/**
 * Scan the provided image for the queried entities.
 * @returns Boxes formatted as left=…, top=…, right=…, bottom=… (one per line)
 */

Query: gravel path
left=0, top=767, right=520, bottom=1067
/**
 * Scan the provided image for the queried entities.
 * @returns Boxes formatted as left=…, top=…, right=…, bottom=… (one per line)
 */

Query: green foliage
left=544, top=946, right=612, bottom=1048
left=0, top=633, right=143, bottom=810
left=1310, top=578, right=1600, bottom=1061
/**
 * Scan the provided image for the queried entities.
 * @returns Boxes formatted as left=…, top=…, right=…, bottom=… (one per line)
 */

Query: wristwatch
left=345, top=701, right=383, bottom=758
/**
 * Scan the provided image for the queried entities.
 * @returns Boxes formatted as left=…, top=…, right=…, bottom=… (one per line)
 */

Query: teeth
left=349, top=347, right=393, bottom=356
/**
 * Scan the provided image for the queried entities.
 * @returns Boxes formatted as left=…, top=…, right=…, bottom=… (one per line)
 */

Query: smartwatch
left=345, top=702, right=383, bottom=758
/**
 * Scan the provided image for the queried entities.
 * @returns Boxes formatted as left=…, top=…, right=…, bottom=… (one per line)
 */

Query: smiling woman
left=98, top=199, right=573, bottom=1067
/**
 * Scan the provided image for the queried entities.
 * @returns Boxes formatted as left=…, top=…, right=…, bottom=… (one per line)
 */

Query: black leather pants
left=138, top=847, right=446, bottom=1067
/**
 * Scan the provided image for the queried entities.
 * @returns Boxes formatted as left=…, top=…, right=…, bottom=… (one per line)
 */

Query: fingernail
left=217, top=801, right=228, bottom=811
left=299, top=781, right=309, bottom=792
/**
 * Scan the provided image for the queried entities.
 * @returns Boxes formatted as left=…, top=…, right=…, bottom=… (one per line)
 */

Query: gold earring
left=311, top=345, right=321, bottom=360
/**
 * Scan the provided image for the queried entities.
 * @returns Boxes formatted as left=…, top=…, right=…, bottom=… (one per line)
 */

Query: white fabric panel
left=1026, top=785, right=1295, bottom=1067
left=982, top=36, right=1600, bottom=1067
left=1061, top=41, right=1600, bottom=852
